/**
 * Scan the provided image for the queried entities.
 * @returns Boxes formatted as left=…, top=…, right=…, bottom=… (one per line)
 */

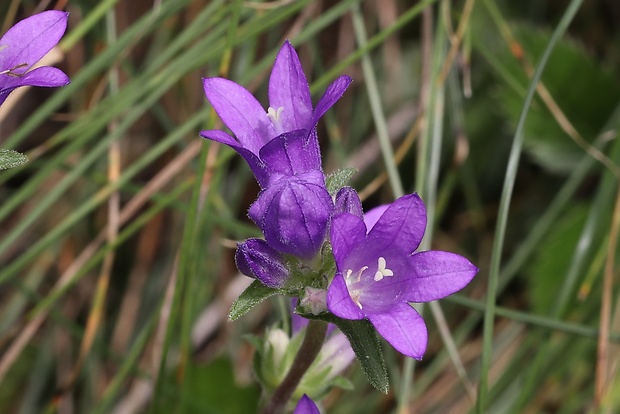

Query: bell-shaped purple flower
left=200, top=40, right=351, bottom=187
left=235, top=238, right=289, bottom=288
left=0, top=10, right=70, bottom=106
left=249, top=170, right=333, bottom=259
left=326, top=194, right=478, bottom=359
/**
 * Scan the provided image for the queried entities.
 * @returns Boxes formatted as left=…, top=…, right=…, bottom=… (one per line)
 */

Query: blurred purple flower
left=326, top=193, right=478, bottom=359
left=294, top=395, right=320, bottom=414
left=0, top=10, right=70, bottom=106
left=200, top=40, right=351, bottom=187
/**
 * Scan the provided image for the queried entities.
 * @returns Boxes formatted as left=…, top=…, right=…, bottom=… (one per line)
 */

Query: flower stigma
left=266, top=106, right=285, bottom=135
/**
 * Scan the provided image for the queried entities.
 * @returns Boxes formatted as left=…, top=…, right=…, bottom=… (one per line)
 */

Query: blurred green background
left=1, top=0, right=619, bottom=412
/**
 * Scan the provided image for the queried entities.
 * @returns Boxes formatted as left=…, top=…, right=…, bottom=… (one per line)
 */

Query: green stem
left=261, top=320, right=328, bottom=414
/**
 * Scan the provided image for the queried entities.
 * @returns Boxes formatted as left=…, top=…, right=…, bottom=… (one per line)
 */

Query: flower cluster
left=202, top=39, right=478, bottom=376
left=201, top=41, right=351, bottom=260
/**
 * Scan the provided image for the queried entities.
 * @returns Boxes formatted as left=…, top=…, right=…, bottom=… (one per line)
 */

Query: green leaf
left=0, top=149, right=28, bottom=170
left=325, top=167, right=357, bottom=196
left=526, top=204, right=588, bottom=314
left=492, top=27, right=620, bottom=173
left=228, top=280, right=282, bottom=321
left=304, top=312, right=389, bottom=394
left=332, top=318, right=389, bottom=394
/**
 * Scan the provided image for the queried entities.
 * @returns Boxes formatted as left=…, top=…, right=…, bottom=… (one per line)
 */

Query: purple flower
left=248, top=169, right=332, bottom=259
left=235, top=238, right=289, bottom=288
left=326, top=193, right=478, bottom=359
left=200, top=40, right=351, bottom=187
left=294, top=395, right=320, bottom=414
left=0, top=10, right=70, bottom=106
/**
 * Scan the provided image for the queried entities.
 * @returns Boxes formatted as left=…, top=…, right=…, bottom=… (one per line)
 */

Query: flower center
left=343, top=256, right=394, bottom=309
left=266, top=106, right=285, bottom=135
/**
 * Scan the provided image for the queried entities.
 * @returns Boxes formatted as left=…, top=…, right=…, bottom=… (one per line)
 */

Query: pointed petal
left=235, top=238, right=289, bottom=288
left=259, top=129, right=321, bottom=176
left=0, top=11, right=68, bottom=72
left=366, top=193, right=427, bottom=255
left=363, top=204, right=389, bottom=232
left=366, top=302, right=427, bottom=360
left=405, top=250, right=478, bottom=302
left=327, top=273, right=364, bottom=320
left=202, top=77, right=275, bottom=154
left=330, top=213, right=366, bottom=268
left=334, top=187, right=363, bottom=218
left=0, top=65, right=68, bottom=89
left=294, top=395, right=321, bottom=414
left=311, top=75, right=352, bottom=126
left=268, top=41, right=313, bottom=132
left=200, top=129, right=269, bottom=187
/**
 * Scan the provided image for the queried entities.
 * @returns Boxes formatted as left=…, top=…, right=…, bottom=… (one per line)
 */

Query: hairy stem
left=261, top=320, right=328, bottom=414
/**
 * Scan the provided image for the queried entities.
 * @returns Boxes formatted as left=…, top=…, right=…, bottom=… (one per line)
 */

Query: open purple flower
left=294, top=395, right=320, bottom=414
left=326, top=193, right=478, bottom=359
left=200, top=40, right=351, bottom=187
left=0, top=10, right=70, bottom=106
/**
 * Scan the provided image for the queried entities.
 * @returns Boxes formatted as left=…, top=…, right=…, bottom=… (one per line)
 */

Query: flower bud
left=235, top=238, right=289, bottom=288
left=249, top=172, right=333, bottom=259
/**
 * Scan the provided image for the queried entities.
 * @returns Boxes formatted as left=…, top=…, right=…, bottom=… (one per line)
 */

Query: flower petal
left=327, top=272, right=364, bottom=320
left=259, top=129, right=321, bottom=176
left=366, top=302, right=427, bottom=360
left=334, top=187, right=363, bottom=218
left=362, top=204, right=389, bottom=232
left=0, top=11, right=68, bottom=72
left=330, top=212, right=367, bottom=269
left=235, top=238, right=289, bottom=288
left=202, top=77, right=275, bottom=154
left=199, top=129, right=269, bottom=187
left=311, top=75, right=352, bottom=126
left=405, top=250, right=478, bottom=302
left=0, top=66, right=69, bottom=105
left=294, top=394, right=320, bottom=414
left=366, top=193, right=427, bottom=255
left=268, top=41, right=313, bottom=132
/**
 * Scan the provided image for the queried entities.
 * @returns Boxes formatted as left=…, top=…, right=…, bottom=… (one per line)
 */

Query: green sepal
left=325, top=167, right=357, bottom=196
left=228, top=280, right=282, bottom=320
left=301, top=312, right=389, bottom=394
left=0, top=149, right=28, bottom=170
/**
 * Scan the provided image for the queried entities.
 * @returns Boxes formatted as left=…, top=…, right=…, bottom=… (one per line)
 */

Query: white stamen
left=344, top=267, right=365, bottom=309
left=357, top=266, right=368, bottom=282
left=374, top=256, right=394, bottom=281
